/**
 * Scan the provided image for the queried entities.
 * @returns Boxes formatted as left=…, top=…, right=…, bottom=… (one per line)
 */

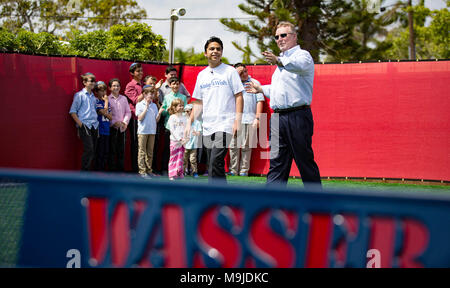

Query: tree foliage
left=0, top=23, right=166, bottom=62
left=220, top=0, right=448, bottom=62
left=0, top=0, right=147, bottom=34
left=0, top=26, right=63, bottom=54
left=66, top=23, right=166, bottom=61
left=322, top=0, right=395, bottom=62
left=385, top=1, right=449, bottom=59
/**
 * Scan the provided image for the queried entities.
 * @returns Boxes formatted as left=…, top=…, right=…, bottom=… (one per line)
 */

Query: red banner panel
left=182, top=62, right=450, bottom=181
left=311, top=62, right=450, bottom=181
left=0, top=53, right=448, bottom=181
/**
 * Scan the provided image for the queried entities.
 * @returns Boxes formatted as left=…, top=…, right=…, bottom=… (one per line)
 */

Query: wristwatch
left=276, top=57, right=284, bottom=67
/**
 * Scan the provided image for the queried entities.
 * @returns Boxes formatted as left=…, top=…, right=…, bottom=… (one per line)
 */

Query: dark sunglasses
left=274, top=33, right=292, bottom=40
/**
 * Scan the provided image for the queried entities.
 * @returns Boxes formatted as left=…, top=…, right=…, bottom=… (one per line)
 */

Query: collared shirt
left=161, top=92, right=187, bottom=130
left=159, top=81, right=191, bottom=104
left=261, top=45, right=314, bottom=110
left=135, top=100, right=158, bottom=135
left=69, top=88, right=99, bottom=129
left=242, top=76, right=265, bottom=124
left=108, top=94, right=131, bottom=127
left=124, top=79, right=142, bottom=118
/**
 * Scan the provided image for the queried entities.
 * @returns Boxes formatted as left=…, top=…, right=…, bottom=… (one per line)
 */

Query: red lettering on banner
left=197, top=206, right=242, bottom=267
left=86, top=198, right=108, bottom=264
left=111, top=202, right=130, bottom=267
left=398, top=219, right=429, bottom=268
left=86, top=198, right=431, bottom=268
left=244, top=257, right=257, bottom=268
left=250, top=209, right=296, bottom=267
left=369, top=217, right=395, bottom=268
left=193, top=251, right=206, bottom=268
left=86, top=198, right=185, bottom=267
left=305, top=214, right=332, bottom=268
left=161, top=205, right=187, bottom=267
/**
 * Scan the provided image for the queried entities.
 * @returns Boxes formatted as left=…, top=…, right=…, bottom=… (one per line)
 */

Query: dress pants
left=78, top=125, right=98, bottom=171
left=128, top=118, right=139, bottom=172
left=267, top=108, right=321, bottom=188
left=204, top=132, right=232, bottom=183
left=109, top=127, right=126, bottom=172
left=95, top=134, right=109, bottom=171
left=161, top=127, right=171, bottom=174
left=152, top=114, right=165, bottom=173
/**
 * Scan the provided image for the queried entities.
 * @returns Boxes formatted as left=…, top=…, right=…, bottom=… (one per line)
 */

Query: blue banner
left=1, top=169, right=449, bottom=268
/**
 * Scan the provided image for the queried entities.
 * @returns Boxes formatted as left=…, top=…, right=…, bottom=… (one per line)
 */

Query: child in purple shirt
left=108, top=78, right=131, bottom=172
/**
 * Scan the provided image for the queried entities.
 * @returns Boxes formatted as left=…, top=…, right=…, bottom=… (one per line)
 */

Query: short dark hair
left=93, top=81, right=107, bottom=92
left=143, top=86, right=155, bottom=95
left=129, top=62, right=142, bottom=73
left=168, top=76, right=179, bottom=84
left=204, top=36, right=223, bottom=52
left=234, top=63, right=246, bottom=69
left=81, top=72, right=95, bottom=83
left=108, top=78, right=121, bottom=88
left=143, top=75, right=157, bottom=83
left=165, top=66, right=177, bottom=75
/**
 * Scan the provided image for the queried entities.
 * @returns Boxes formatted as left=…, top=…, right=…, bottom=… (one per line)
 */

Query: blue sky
left=136, top=0, right=447, bottom=64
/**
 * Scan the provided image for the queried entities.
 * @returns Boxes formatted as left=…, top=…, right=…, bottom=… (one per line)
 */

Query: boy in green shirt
left=159, top=76, right=188, bottom=175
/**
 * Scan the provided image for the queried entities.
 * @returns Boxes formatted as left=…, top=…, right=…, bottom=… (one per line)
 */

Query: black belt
left=273, top=105, right=310, bottom=113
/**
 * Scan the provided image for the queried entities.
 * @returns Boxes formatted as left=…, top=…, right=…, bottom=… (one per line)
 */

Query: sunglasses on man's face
left=274, top=33, right=292, bottom=40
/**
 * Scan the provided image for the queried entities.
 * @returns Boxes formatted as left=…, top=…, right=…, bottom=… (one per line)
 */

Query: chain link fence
left=0, top=179, right=28, bottom=267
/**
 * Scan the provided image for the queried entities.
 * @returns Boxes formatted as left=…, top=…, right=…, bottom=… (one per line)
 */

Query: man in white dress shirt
left=246, top=22, right=321, bottom=188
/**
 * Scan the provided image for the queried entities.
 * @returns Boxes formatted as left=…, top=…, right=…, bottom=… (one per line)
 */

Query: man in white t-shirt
left=187, top=36, right=244, bottom=182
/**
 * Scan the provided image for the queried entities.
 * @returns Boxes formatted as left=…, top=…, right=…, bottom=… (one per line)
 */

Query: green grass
left=177, top=175, right=450, bottom=193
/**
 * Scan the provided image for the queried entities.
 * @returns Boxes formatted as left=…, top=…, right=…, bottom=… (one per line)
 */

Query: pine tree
left=220, top=0, right=397, bottom=62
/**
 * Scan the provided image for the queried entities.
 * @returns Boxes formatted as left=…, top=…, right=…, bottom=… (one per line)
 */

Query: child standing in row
left=69, top=72, right=99, bottom=171
left=108, top=78, right=131, bottom=172
left=94, top=81, right=112, bottom=171
left=166, top=98, right=188, bottom=180
left=144, top=75, right=164, bottom=175
left=135, top=85, right=162, bottom=179
left=125, top=63, right=144, bottom=173
left=160, top=76, right=188, bottom=176
left=183, top=104, right=202, bottom=178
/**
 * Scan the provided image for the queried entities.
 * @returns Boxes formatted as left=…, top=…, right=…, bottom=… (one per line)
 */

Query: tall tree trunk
left=292, top=0, right=322, bottom=62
